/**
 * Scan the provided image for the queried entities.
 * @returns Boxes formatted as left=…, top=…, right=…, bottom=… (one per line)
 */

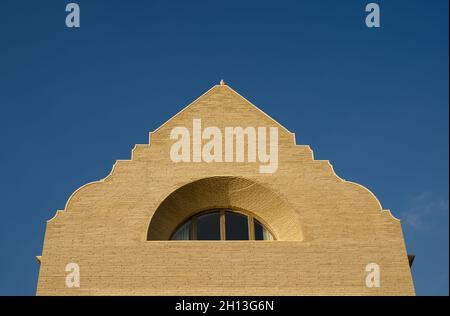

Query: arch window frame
left=170, top=209, right=275, bottom=241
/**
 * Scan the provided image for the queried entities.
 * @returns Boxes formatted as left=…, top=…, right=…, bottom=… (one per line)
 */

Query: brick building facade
left=36, top=82, right=415, bottom=295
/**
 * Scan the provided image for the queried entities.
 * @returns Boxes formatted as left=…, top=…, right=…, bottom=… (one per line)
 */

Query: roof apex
left=152, top=82, right=292, bottom=135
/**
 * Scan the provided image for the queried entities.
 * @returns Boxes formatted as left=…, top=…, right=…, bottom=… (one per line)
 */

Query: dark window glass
left=225, top=211, right=249, bottom=240
left=171, top=220, right=191, bottom=240
left=254, top=219, right=264, bottom=240
left=196, top=212, right=220, bottom=240
left=254, top=219, right=272, bottom=240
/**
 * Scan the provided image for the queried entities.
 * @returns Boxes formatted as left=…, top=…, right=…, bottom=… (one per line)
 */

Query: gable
left=151, top=82, right=294, bottom=143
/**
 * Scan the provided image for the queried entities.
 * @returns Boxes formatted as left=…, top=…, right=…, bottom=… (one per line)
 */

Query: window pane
left=197, top=212, right=220, bottom=240
left=171, top=220, right=191, bottom=240
left=225, top=211, right=249, bottom=240
left=254, top=219, right=272, bottom=240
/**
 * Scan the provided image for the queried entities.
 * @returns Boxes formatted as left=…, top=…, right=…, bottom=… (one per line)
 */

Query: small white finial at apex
left=219, top=79, right=226, bottom=85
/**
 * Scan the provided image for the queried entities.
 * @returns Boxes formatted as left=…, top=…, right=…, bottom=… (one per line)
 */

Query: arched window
left=170, top=209, right=274, bottom=240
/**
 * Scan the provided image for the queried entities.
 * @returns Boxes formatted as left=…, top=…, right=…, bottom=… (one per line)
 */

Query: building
left=36, top=81, right=415, bottom=295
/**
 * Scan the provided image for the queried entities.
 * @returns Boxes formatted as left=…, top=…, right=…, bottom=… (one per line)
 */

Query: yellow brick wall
left=36, top=84, right=415, bottom=295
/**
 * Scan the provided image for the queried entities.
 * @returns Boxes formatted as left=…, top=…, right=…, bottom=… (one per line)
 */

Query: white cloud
left=402, top=192, right=449, bottom=232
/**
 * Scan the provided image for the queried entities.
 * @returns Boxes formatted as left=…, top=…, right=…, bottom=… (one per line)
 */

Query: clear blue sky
left=0, top=0, right=448, bottom=295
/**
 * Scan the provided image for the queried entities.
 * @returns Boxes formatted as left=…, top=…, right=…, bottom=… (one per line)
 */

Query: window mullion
left=248, top=216, right=255, bottom=240
left=220, top=210, right=226, bottom=240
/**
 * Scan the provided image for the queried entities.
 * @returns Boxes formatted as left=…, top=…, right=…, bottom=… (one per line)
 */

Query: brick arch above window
left=146, top=176, right=304, bottom=241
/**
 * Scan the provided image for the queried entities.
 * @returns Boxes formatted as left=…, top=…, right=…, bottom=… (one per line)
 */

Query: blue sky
left=0, top=0, right=448, bottom=295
